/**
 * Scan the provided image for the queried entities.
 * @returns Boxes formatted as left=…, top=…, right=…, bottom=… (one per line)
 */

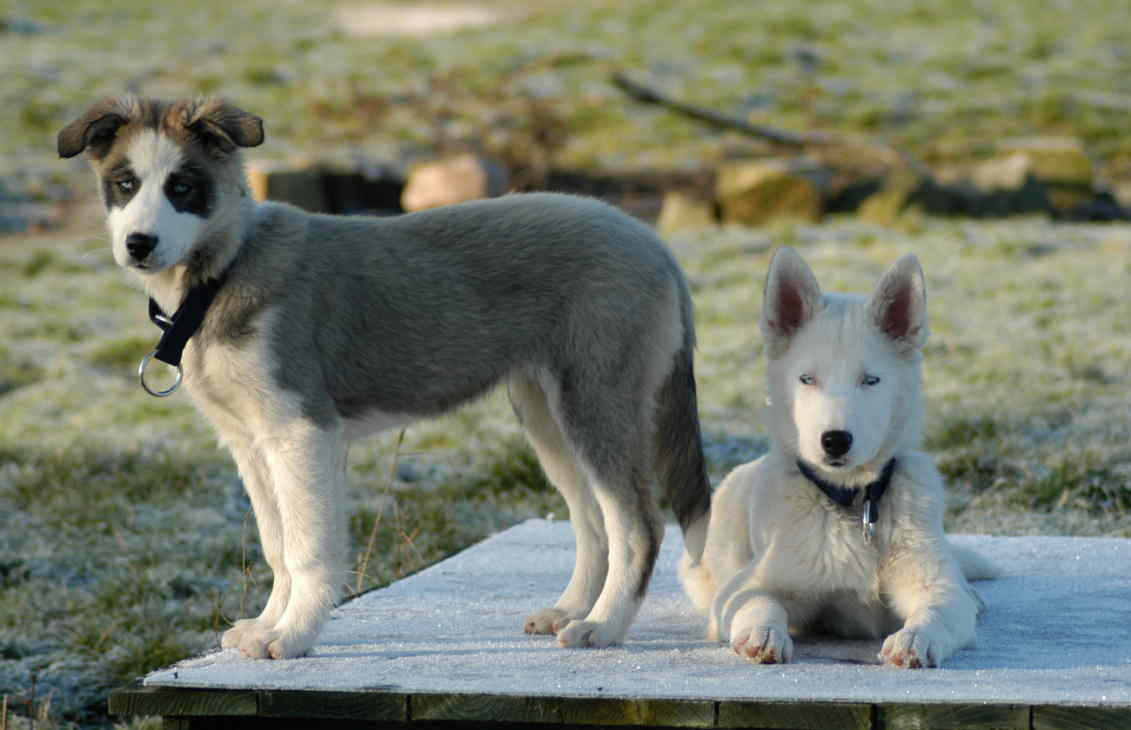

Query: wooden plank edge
left=1032, top=703, right=1131, bottom=730
left=717, top=699, right=872, bottom=729
left=108, top=684, right=257, bottom=717
left=109, top=685, right=410, bottom=723
left=876, top=702, right=1029, bottom=729
left=107, top=686, right=1131, bottom=730
left=410, top=693, right=715, bottom=726
left=260, top=689, right=408, bottom=722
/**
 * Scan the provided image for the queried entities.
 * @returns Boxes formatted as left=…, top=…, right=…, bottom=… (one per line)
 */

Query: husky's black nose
left=126, top=232, right=158, bottom=261
left=821, top=430, right=853, bottom=458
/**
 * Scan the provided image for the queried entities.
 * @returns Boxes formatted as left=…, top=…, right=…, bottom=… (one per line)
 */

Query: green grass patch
left=86, top=335, right=153, bottom=370
left=925, top=416, right=999, bottom=451
left=0, top=345, right=44, bottom=395
left=1021, top=459, right=1131, bottom=514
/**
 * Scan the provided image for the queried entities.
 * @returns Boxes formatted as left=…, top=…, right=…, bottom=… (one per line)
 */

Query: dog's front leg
left=709, top=564, right=811, bottom=664
left=220, top=437, right=291, bottom=651
left=720, top=592, right=795, bottom=664
left=237, top=419, right=347, bottom=659
left=879, top=549, right=978, bottom=668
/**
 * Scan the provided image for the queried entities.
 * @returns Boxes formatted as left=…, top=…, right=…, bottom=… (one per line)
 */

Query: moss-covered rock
left=716, top=157, right=825, bottom=226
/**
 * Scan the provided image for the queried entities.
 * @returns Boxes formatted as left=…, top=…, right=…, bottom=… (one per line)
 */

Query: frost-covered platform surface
left=116, top=520, right=1131, bottom=728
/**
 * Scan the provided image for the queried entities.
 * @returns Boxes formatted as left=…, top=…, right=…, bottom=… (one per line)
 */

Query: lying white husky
left=681, top=247, right=992, bottom=668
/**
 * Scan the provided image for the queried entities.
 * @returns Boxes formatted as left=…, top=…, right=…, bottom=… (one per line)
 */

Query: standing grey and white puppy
left=58, top=96, right=712, bottom=659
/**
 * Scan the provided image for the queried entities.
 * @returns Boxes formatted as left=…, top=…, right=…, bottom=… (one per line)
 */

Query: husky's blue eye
left=862, top=374, right=881, bottom=386
left=799, top=373, right=815, bottom=385
left=171, top=181, right=192, bottom=196
left=116, top=179, right=135, bottom=193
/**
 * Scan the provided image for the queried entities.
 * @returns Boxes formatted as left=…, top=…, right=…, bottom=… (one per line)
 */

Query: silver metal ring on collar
left=138, top=350, right=182, bottom=397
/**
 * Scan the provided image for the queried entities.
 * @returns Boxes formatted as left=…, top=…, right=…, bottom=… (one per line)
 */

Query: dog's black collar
left=796, top=457, right=897, bottom=543
left=138, top=275, right=226, bottom=397
left=147, top=276, right=227, bottom=367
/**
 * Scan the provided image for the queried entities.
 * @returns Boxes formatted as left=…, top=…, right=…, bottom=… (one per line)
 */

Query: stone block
left=401, top=154, right=508, bottom=212
left=716, top=158, right=825, bottom=226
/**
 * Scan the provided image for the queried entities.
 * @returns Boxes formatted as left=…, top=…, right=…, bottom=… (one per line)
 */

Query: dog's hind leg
left=220, top=437, right=291, bottom=651
left=555, top=457, right=663, bottom=648
left=551, top=379, right=664, bottom=649
left=552, top=280, right=687, bottom=648
left=510, top=373, right=608, bottom=636
left=235, top=418, right=347, bottom=660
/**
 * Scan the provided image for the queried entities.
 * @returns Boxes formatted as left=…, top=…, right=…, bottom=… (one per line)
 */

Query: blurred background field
left=2, top=1, right=1130, bottom=727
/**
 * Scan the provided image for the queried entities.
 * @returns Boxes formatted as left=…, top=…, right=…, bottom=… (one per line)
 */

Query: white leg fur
left=556, top=484, right=663, bottom=648
left=235, top=420, right=347, bottom=659
left=708, top=561, right=818, bottom=663
left=878, top=545, right=978, bottom=668
left=219, top=439, right=291, bottom=650
left=510, top=375, right=608, bottom=635
left=524, top=465, right=606, bottom=634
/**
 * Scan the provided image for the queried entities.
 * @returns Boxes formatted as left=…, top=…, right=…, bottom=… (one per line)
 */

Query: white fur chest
left=760, top=485, right=885, bottom=602
left=180, top=326, right=279, bottom=447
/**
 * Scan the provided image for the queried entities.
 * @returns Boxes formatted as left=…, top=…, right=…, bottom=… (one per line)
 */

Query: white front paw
left=731, top=624, right=793, bottom=664
left=236, top=626, right=281, bottom=659
left=233, top=625, right=317, bottom=660
left=880, top=627, right=947, bottom=668
left=221, top=618, right=262, bottom=650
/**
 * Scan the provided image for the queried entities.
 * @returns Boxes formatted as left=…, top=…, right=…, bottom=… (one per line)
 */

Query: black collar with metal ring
left=137, top=275, right=226, bottom=397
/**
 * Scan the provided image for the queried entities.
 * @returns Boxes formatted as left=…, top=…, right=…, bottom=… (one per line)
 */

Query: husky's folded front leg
left=709, top=562, right=815, bottom=665
left=238, top=421, right=347, bottom=660
left=879, top=550, right=978, bottom=668
left=721, top=593, right=794, bottom=664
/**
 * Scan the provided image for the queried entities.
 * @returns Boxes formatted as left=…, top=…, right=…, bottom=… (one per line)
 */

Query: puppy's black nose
left=126, top=232, right=158, bottom=261
left=821, top=430, right=853, bottom=458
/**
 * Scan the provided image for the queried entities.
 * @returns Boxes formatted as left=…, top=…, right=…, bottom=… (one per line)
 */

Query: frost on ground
left=1, top=211, right=1129, bottom=725
left=148, top=521, right=1131, bottom=706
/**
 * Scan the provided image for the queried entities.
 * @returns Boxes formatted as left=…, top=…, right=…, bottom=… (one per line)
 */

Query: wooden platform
left=111, top=521, right=1131, bottom=729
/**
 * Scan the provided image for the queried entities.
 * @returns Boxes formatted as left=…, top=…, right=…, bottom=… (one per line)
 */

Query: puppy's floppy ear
left=57, top=98, right=130, bottom=159
left=761, top=246, right=822, bottom=354
left=185, top=98, right=264, bottom=156
left=868, top=254, right=928, bottom=352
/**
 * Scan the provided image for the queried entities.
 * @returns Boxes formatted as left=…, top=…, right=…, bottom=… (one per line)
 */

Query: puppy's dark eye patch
left=165, top=164, right=213, bottom=217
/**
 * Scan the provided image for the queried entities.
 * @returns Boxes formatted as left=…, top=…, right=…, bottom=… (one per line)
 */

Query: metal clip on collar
left=862, top=498, right=878, bottom=544
left=138, top=350, right=183, bottom=397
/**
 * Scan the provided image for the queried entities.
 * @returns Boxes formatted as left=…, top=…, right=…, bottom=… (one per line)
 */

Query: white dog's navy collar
left=796, top=458, right=897, bottom=543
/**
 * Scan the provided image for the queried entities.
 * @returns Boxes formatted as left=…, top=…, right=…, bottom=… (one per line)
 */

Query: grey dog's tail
left=654, top=310, right=712, bottom=565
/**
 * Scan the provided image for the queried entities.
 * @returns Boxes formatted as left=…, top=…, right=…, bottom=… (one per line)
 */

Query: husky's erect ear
left=761, top=246, right=823, bottom=354
left=57, top=98, right=130, bottom=159
left=185, top=99, right=264, bottom=157
left=868, top=254, right=928, bottom=352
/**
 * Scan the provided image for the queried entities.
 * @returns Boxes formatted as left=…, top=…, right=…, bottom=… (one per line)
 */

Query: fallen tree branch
left=611, top=72, right=822, bottom=148
left=610, top=71, right=932, bottom=178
